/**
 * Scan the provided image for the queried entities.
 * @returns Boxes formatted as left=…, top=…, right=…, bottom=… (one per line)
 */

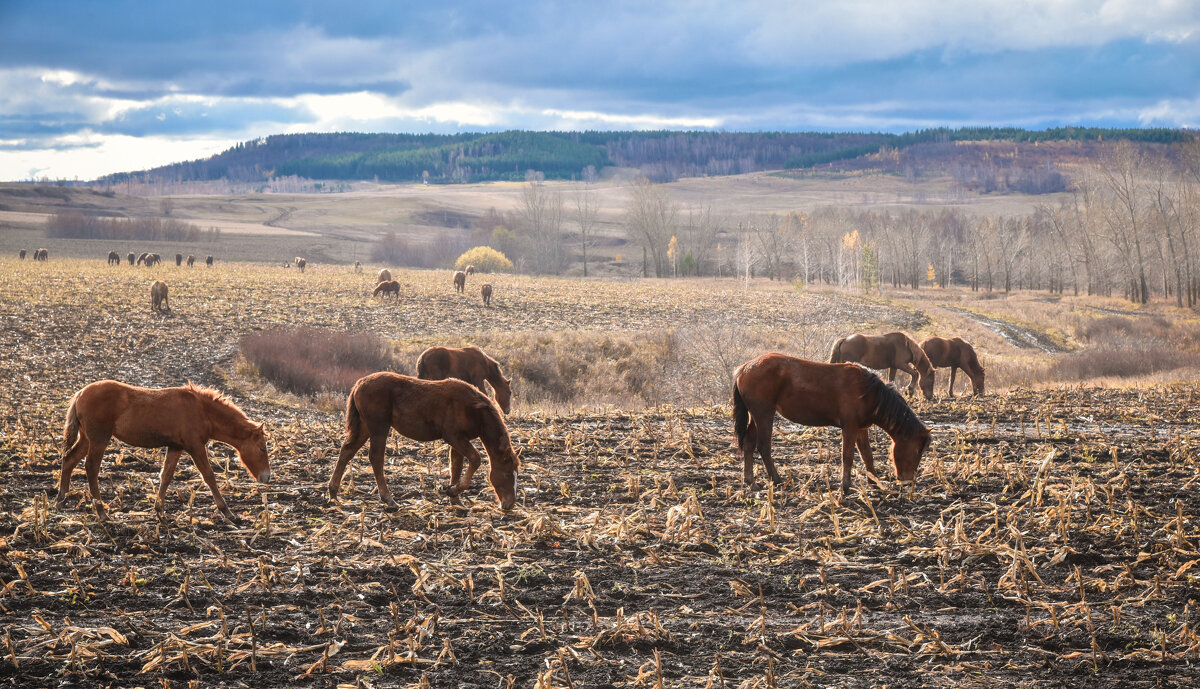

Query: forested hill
left=97, top=128, right=1192, bottom=186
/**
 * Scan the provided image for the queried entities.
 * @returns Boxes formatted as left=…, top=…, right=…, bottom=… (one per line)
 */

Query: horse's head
left=237, top=422, right=272, bottom=484
left=891, top=425, right=931, bottom=487
left=919, top=370, right=935, bottom=401
left=970, top=368, right=986, bottom=396
left=488, top=442, right=519, bottom=511
left=493, top=377, right=512, bottom=414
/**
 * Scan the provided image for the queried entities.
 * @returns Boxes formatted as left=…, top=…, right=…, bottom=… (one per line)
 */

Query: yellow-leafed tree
left=455, top=246, right=514, bottom=273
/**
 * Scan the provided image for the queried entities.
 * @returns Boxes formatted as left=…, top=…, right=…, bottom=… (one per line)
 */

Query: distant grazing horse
left=56, top=380, right=271, bottom=523
left=354, top=260, right=362, bottom=273
left=175, top=253, right=183, bottom=266
left=830, top=332, right=935, bottom=400
left=295, top=257, right=306, bottom=273
left=127, top=252, right=136, bottom=265
left=465, top=264, right=476, bottom=276
left=733, top=353, right=931, bottom=494
left=18, top=250, right=26, bottom=260
left=150, top=280, right=169, bottom=312
left=205, top=255, right=213, bottom=267
left=481, top=283, right=493, bottom=307
left=453, top=270, right=466, bottom=293
left=35, top=248, right=48, bottom=262
left=377, top=268, right=392, bottom=283
left=148, top=253, right=162, bottom=266
left=372, top=280, right=400, bottom=299
left=921, top=337, right=985, bottom=396
left=186, top=255, right=195, bottom=267
left=417, top=345, right=512, bottom=413
left=328, top=373, right=520, bottom=511
left=136, top=252, right=150, bottom=266
left=107, top=250, right=121, bottom=265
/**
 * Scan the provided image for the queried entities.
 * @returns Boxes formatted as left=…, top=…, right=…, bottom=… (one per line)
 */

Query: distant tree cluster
left=45, top=212, right=220, bottom=242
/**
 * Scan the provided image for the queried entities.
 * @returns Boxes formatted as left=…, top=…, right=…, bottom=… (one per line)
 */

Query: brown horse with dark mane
left=186, top=254, right=195, bottom=267
left=377, top=268, right=392, bottom=283
left=921, top=336, right=985, bottom=396
left=205, top=255, right=214, bottom=267
left=328, top=372, right=520, bottom=511
left=372, top=279, right=400, bottom=299
left=417, top=345, right=512, bottom=413
left=295, top=257, right=306, bottom=272
left=56, top=380, right=271, bottom=523
left=108, top=250, right=121, bottom=265
left=453, top=270, right=466, bottom=292
left=481, top=283, right=493, bottom=307
left=127, top=252, right=136, bottom=265
left=465, top=264, right=476, bottom=276
left=733, top=353, right=931, bottom=494
left=830, top=331, right=935, bottom=400
left=35, top=248, right=48, bottom=262
left=18, top=250, right=26, bottom=260
left=150, top=280, right=169, bottom=312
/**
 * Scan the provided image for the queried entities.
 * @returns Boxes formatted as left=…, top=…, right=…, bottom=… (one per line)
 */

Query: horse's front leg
left=445, top=447, right=465, bottom=502
left=156, top=448, right=183, bottom=515
left=948, top=367, right=958, bottom=396
left=898, top=363, right=919, bottom=395
left=839, top=427, right=859, bottom=495
left=188, top=445, right=241, bottom=524
left=855, top=429, right=877, bottom=479
left=443, top=438, right=482, bottom=498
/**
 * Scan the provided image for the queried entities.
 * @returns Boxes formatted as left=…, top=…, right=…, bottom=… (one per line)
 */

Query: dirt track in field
left=2, top=260, right=1200, bottom=687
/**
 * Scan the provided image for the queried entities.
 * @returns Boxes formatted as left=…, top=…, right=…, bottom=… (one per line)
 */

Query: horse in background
left=295, top=257, right=306, bottom=273
left=136, top=252, right=150, bottom=266
left=205, top=255, right=214, bottom=267
left=481, top=283, right=493, bottom=307
left=830, top=332, right=935, bottom=400
left=377, top=268, right=392, bottom=283
left=186, top=255, right=195, bottom=267
left=127, top=252, right=136, bottom=265
left=921, top=336, right=985, bottom=396
left=18, top=250, right=26, bottom=260
left=465, top=264, right=476, bottom=276
left=417, top=345, right=512, bottom=413
left=56, top=380, right=271, bottom=523
left=151, top=281, right=169, bottom=312
left=354, top=261, right=362, bottom=273
left=733, top=353, right=931, bottom=494
left=107, top=251, right=121, bottom=265
left=372, top=280, right=400, bottom=299
left=453, top=270, right=466, bottom=293
left=35, top=248, right=48, bottom=261
left=328, top=373, right=520, bottom=511
left=175, top=253, right=183, bottom=266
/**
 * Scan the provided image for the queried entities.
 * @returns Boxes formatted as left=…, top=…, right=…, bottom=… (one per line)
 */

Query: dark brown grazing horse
left=295, top=257, right=306, bottom=273
left=377, top=268, right=392, bottom=283
left=127, top=252, right=136, bottom=265
left=57, top=381, right=271, bottom=523
left=417, top=345, right=512, bottom=413
left=453, top=270, right=466, bottom=293
left=734, top=354, right=931, bottom=494
left=107, top=250, right=121, bottom=265
left=18, top=249, right=26, bottom=260
left=35, top=248, right=48, bottom=261
left=921, top=336, right=985, bottom=396
left=186, top=255, right=195, bottom=267
left=328, top=373, right=520, bottom=511
left=150, top=280, right=169, bottom=312
left=830, top=332, right=935, bottom=400
left=481, top=283, right=493, bottom=307
left=372, top=279, right=400, bottom=299
left=205, top=255, right=214, bottom=267
left=175, top=253, right=183, bottom=266
left=465, top=264, right=476, bottom=276
left=136, top=252, right=150, bottom=266
left=146, top=253, right=161, bottom=266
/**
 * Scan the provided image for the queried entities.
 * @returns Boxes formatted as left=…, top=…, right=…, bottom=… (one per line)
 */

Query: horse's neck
left=204, top=400, right=252, bottom=443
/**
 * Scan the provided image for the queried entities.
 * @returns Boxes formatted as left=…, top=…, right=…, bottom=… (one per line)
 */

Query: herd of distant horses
left=37, top=250, right=987, bottom=523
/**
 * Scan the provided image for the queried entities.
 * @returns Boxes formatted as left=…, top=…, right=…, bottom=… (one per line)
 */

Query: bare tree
left=1096, top=142, right=1151, bottom=303
left=520, top=170, right=565, bottom=274
left=623, top=177, right=678, bottom=278
left=574, top=166, right=599, bottom=277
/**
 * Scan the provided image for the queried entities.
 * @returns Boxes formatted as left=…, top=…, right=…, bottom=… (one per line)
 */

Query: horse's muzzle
left=898, top=478, right=916, bottom=496
left=258, top=468, right=272, bottom=484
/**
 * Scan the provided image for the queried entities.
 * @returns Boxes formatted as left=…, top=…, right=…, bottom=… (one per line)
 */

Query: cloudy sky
left=1, top=0, right=1198, bottom=181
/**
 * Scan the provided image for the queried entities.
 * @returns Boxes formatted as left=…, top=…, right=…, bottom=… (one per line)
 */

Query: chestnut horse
left=205, top=255, right=214, bottom=267
left=377, top=268, right=392, bottom=283
left=295, top=257, right=306, bottom=273
left=186, top=255, right=195, bottom=267
left=733, top=354, right=931, bottom=494
left=417, top=345, right=512, bottom=413
left=372, top=279, right=400, bottom=299
left=453, top=270, right=466, bottom=293
left=150, top=280, right=169, bottom=312
left=35, top=248, right=48, bottom=262
left=127, top=252, right=136, bottom=265
left=107, top=250, right=121, bottom=265
left=481, top=283, right=493, bottom=307
left=18, top=250, right=26, bottom=260
left=56, top=381, right=270, bottom=523
left=328, top=373, right=520, bottom=511
left=830, top=332, right=935, bottom=400
left=921, top=336, right=985, bottom=396
left=175, top=253, right=183, bottom=266
left=465, top=264, right=476, bottom=276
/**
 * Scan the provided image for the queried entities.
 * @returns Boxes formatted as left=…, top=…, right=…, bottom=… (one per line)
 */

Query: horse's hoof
left=382, top=500, right=400, bottom=512
left=441, top=483, right=462, bottom=497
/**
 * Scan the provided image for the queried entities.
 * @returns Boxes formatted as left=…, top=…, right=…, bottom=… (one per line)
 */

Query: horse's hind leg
left=156, top=448, right=183, bottom=513
left=328, top=420, right=370, bottom=502
left=56, top=437, right=89, bottom=506
left=365, top=432, right=397, bottom=509
left=755, top=415, right=782, bottom=485
left=741, top=418, right=758, bottom=485
left=83, top=435, right=111, bottom=519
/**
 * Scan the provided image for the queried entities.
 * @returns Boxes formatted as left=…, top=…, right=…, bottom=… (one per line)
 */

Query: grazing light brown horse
left=734, top=353, right=931, bottom=494
left=328, top=373, right=520, bottom=511
left=481, top=283, right=493, bottom=307
left=453, top=270, right=466, bottom=293
left=56, top=381, right=271, bottom=523
left=136, top=252, right=150, bottom=266
left=830, top=332, right=935, bottom=400
left=108, top=250, right=121, bottom=265
left=186, top=254, right=195, bottom=267
left=150, top=280, right=169, bottom=312
left=465, top=264, right=476, bottom=276
left=372, top=279, right=400, bottom=299
left=35, top=248, right=48, bottom=261
left=295, top=257, right=306, bottom=273
left=377, top=268, right=392, bottom=283
left=417, top=345, right=512, bottom=413
left=921, top=336, right=985, bottom=396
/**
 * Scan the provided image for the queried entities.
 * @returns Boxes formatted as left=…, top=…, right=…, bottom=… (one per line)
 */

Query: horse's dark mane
left=862, top=369, right=926, bottom=439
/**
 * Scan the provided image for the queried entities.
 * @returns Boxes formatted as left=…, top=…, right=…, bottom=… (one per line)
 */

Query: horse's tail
left=343, top=388, right=362, bottom=437
left=62, top=389, right=82, bottom=450
left=829, top=337, right=846, bottom=363
left=732, top=375, right=749, bottom=450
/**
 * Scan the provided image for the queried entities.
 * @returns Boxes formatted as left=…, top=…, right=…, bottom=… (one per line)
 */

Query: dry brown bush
left=240, top=326, right=398, bottom=397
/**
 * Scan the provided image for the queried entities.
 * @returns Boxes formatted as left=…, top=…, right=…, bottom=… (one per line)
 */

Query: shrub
left=454, top=246, right=513, bottom=273
left=240, top=327, right=397, bottom=397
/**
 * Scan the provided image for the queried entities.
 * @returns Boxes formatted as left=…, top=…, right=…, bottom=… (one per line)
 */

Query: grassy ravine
left=1, top=259, right=1200, bottom=687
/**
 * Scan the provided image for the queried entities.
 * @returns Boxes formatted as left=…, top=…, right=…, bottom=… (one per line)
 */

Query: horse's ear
left=256, top=422, right=265, bottom=433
